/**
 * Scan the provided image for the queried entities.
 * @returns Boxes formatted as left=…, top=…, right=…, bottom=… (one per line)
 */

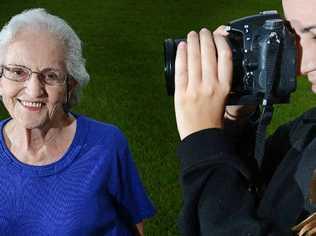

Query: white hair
left=0, top=8, right=90, bottom=107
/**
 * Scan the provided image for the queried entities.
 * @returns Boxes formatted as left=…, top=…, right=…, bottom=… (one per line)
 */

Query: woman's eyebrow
left=7, top=64, right=60, bottom=71
left=8, top=63, right=28, bottom=68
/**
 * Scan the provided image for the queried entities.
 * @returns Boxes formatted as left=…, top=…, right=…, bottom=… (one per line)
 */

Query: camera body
left=164, top=10, right=297, bottom=105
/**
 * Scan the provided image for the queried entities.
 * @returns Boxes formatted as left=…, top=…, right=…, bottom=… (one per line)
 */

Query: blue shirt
left=0, top=114, right=155, bottom=236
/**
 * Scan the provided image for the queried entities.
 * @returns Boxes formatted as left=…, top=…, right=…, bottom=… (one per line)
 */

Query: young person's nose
left=298, top=37, right=316, bottom=75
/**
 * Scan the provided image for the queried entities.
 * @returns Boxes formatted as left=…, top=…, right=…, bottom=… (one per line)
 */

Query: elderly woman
left=0, top=8, right=155, bottom=235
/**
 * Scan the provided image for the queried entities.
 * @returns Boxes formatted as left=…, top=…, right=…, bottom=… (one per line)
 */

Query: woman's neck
left=3, top=113, right=76, bottom=165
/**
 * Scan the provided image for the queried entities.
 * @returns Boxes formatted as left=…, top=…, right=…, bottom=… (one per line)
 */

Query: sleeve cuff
left=177, top=128, right=236, bottom=170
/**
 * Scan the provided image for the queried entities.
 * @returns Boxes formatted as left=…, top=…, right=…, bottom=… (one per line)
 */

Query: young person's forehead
left=282, top=0, right=316, bottom=31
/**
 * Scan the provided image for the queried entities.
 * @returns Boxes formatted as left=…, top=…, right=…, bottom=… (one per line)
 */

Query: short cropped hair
left=0, top=8, right=90, bottom=107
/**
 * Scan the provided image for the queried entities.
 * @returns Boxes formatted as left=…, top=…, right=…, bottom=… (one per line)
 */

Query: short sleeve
left=106, top=132, right=155, bottom=224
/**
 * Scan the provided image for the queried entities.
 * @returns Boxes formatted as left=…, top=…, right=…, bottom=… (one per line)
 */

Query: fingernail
left=178, top=41, right=186, bottom=48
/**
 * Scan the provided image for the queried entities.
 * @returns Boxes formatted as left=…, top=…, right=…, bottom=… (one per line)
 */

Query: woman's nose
left=24, top=73, right=45, bottom=97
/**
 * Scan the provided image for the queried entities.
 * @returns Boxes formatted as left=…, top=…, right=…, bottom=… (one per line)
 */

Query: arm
left=106, top=131, right=155, bottom=235
left=174, top=27, right=283, bottom=235
left=178, top=129, right=268, bottom=235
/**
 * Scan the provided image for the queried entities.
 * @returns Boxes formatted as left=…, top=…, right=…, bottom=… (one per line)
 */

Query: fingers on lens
left=182, top=28, right=231, bottom=92
left=175, top=41, right=188, bottom=91
left=199, top=28, right=217, bottom=82
left=213, top=29, right=233, bottom=90
left=187, top=31, right=202, bottom=87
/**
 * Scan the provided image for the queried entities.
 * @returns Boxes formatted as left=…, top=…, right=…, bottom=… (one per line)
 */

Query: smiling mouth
left=17, top=99, right=46, bottom=109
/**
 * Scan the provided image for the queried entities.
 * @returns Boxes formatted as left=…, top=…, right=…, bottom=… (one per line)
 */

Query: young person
left=174, top=0, right=316, bottom=235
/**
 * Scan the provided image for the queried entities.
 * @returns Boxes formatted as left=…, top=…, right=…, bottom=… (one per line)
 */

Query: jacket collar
left=292, top=107, right=316, bottom=212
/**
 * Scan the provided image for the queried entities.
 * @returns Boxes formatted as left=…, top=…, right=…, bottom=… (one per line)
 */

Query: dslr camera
left=164, top=10, right=297, bottom=105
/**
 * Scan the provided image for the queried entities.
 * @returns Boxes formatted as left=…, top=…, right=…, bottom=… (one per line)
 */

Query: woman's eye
left=45, top=72, right=58, bottom=80
left=11, top=68, right=26, bottom=76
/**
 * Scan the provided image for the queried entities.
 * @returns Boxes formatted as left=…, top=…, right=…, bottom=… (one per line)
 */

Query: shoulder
left=76, top=114, right=128, bottom=148
left=265, top=107, right=316, bottom=154
left=283, top=107, right=316, bottom=149
left=301, top=107, right=316, bottom=122
left=273, top=107, right=316, bottom=134
left=287, top=107, right=316, bottom=133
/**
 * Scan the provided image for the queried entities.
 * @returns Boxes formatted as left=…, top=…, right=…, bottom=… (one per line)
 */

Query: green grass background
left=0, top=0, right=314, bottom=235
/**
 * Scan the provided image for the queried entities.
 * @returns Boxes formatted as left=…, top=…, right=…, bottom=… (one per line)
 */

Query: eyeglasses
left=1, top=65, right=67, bottom=86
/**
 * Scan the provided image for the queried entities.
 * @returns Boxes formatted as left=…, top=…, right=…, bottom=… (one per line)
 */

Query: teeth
left=20, top=100, right=43, bottom=108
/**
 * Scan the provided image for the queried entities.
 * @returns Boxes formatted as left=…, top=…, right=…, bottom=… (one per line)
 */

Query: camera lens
left=164, top=38, right=185, bottom=96
left=163, top=11, right=297, bottom=105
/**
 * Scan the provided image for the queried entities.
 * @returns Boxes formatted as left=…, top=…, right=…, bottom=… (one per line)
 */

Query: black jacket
left=177, top=107, right=316, bottom=236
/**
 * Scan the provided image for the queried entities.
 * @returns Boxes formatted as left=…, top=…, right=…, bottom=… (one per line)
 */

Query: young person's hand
left=174, top=26, right=233, bottom=140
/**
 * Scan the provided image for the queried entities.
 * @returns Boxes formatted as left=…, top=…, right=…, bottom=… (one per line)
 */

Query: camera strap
left=254, top=31, right=280, bottom=167
left=255, top=101, right=273, bottom=167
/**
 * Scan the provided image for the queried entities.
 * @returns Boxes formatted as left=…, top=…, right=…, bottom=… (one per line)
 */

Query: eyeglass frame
left=0, top=64, right=69, bottom=86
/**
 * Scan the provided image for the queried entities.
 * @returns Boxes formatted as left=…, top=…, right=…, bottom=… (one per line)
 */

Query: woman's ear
left=68, top=77, right=78, bottom=95
left=63, top=77, right=78, bottom=112
left=0, top=68, right=4, bottom=96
